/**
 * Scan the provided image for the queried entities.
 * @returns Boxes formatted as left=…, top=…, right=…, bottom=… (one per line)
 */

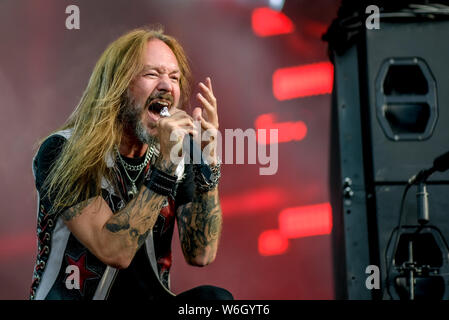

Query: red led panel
left=273, top=62, right=334, bottom=100
left=255, top=113, right=307, bottom=144
left=220, top=187, right=286, bottom=217
left=258, top=229, right=289, bottom=256
left=251, top=7, right=294, bottom=37
left=278, top=203, right=332, bottom=239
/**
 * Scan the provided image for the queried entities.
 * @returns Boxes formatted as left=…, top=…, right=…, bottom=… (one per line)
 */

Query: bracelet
left=144, top=168, right=178, bottom=198
left=194, top=160, right=221, bottom=193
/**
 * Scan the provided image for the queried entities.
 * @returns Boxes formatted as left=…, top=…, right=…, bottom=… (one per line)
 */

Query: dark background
left=0, top=0, right=339, bottom=299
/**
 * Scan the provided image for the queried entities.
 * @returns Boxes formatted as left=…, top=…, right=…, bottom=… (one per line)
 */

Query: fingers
left=158, top=109, right=196, bottom=137
left=192, top=107, right=202, bottom=121
left=160, top=109, right=193, bottom=125
left=157, top=109, right=198, bottom=160
left=168, top=109, right=192, bottom=120
left=173, top=126, right=196, bottom=138
left=192, top=107, right=214, bottom=130
left=196, top=77, right=219, bottom=128
left=197, top=91, right=215, bottom=112
left=206, top=76, right=213, bottom=92
left=195, top=111, right=218, bottom=131
left=198, top=82, right=216, bottom=110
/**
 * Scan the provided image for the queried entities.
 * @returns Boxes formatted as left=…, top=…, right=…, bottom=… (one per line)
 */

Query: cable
left=383, top=183, right=411, bottom=299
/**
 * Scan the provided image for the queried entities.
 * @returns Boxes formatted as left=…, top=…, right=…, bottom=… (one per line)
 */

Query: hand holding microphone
left=159, top=106, right=215, bottom=185
left=156, top=107, right=195, bottom=161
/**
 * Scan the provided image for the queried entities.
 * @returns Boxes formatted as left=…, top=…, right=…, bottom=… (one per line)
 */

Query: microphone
left=159, top=107, right=214, bottom=184
left=408, top=150, right=449, bottom=185
left=433, top=150, right=449, bottom=172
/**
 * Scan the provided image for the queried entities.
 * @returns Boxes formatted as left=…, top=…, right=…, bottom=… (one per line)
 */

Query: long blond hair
left=41, top=26, right=192, bottom=214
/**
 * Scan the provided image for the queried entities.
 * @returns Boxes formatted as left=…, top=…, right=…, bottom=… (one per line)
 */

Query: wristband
left=144, top=168, right=178, bottom=197
left=194, top=160, right=221, bottom=193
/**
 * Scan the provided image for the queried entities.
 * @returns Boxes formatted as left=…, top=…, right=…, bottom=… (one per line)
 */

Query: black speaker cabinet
left=328, top=9, right=449, bottom=299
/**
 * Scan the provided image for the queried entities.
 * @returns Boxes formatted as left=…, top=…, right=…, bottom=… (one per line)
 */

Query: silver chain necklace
left=115, top=145, right=155, bottom=198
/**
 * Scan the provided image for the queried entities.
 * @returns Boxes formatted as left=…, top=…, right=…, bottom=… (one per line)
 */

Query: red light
left=220, top=187, right=286, bottom=217
left=303, top=20, right=329, bottom=38
left=252, top=7, right=294, bottom=37
left=255, top=113, right=307, bottom=144
left=278, top=203, right=332, bottom=239
left=273, top=62, right=334, bottom=100
left=258, top=229, right=289, bottom=256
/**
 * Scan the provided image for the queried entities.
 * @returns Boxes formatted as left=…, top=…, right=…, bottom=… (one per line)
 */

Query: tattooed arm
left=175, top=76, right=223, bottom=266
left=176, top=187, right=223, bottom=266
left=61, top=157, right=176, bottom=269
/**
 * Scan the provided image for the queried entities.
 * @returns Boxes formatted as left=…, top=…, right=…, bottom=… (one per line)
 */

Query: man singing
left=30, top=27, right=232, bottom=300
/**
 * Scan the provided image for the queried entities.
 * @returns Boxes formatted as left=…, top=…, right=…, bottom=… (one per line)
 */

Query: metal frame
left=332, top=45, right=373, bottom=299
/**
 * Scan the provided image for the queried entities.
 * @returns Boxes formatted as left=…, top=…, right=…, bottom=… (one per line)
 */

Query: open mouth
left=147, top=99, right=171, bottom=119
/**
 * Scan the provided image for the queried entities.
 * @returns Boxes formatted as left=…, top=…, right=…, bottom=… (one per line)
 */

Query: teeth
left=150, top=100, right=169, bottom=107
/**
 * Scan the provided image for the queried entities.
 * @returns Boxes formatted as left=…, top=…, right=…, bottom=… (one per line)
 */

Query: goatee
left=121, top=95, right=158, bottom=147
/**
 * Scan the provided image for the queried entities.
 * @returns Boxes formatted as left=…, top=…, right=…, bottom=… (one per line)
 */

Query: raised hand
left=193, top=77, right=219, bottom=164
